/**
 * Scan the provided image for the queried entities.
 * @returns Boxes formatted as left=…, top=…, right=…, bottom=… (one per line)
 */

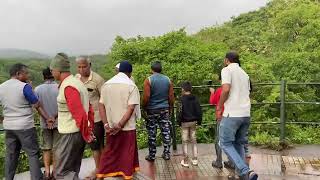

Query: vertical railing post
left=171, top=105, right=177, bottom=151
left=280, top=79, right=286, bottom=145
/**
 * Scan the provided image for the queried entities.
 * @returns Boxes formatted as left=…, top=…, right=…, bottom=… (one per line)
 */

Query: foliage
left=249, top=132, right=282, bottom=150
left=109, top=29, right=228, bottom=88
left=107, top=0, right=320, bottom=130
left=106, top=0, right=320, bottom=153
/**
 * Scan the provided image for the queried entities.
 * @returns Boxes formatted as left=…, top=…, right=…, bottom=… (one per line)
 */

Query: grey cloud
left=0, top=0, right=268, bottom=55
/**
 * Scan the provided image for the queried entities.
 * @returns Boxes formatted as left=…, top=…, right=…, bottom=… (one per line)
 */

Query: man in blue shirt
left=0, top=63, right=54, bottom=180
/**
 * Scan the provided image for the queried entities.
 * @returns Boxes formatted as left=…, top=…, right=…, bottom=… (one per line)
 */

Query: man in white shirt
left=216, top=51, right=258, bottom=180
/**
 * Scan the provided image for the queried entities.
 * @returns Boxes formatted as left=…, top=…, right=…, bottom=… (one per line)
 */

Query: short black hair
left=151, top=61, right=162, bottom=73
left=9, top=63, right=28, bottom=77
left=225, top=51, right=240, bottom=64
left=181, top=81, right=192, bottom=92
left=43, top=67, right=53, bottom=80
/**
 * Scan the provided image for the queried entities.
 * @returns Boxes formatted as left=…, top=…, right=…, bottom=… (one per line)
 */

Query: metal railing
left=0, top=80, right=319, bottom=178
left=1, top=80, right=320, bottom=148
left=168, top=80, right=320, bottom=150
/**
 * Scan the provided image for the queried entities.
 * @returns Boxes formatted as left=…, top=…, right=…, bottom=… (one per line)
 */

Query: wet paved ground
left=15, top=144, right=320, bottom=180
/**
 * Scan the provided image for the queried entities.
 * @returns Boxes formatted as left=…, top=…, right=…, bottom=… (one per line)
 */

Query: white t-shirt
left=221, top=63, right=251, bottom=117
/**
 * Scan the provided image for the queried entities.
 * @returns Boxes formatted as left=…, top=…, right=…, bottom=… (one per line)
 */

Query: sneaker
left=180, top=159, right=189, bottom=167
left=239, top=170, right=258, bottom=180
left=145, top=155, right=155, bottom=162
left=212, top=161, right=223, bottom=169
left=191, top=159, right=198, bottom=166
left=162, top=154, right=170, bottom=160
left=249, top=170, right=258, bottom=180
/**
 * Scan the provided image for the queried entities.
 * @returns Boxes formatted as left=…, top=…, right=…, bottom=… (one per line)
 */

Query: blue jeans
left=219, top=117, right=250, bottom=176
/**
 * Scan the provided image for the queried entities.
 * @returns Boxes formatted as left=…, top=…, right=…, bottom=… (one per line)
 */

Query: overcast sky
left=0, top=0, right=268, bottom=55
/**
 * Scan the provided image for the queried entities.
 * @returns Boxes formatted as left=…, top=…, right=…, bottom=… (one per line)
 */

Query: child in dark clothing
left=177, top=81, right=202, bottom=167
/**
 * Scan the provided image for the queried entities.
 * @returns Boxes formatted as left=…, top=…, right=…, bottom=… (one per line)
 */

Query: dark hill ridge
left=0, top=48, right=50, bottom=59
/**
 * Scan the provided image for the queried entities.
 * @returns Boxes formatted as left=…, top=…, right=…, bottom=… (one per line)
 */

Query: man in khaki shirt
left=96, top=61, right=140, bottom=180
left=75, top=56, right=105, bottom=179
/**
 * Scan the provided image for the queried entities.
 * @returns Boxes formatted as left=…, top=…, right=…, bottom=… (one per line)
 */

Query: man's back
left=0, top=79, right=34, bottom=130
left=147, top=73, right=170, bottom=110
left=221, top=63, right=251, bottom=117
left=35, top=80, right=59, bottom=128
left=101, top=82, right=139, bottom=131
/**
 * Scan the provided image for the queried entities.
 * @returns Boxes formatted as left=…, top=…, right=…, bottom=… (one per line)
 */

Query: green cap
left=50, top=53, right=70, bottom=72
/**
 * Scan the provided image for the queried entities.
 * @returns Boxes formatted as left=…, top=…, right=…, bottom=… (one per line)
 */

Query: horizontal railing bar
left=2, top=121, right=319, bottom=133
left=136, top=82, right=320, bottom=92
left=135, top=121, right=320, bottom=131
left=287, top=82, right=320, bottom=85
left=285, top=101, right=320, bottom=105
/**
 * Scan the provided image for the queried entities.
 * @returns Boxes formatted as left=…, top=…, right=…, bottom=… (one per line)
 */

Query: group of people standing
left=0, top=51, right=257, bottom=180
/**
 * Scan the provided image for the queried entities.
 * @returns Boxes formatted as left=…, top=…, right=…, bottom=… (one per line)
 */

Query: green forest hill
left=107, top=0, right=320, bottom=145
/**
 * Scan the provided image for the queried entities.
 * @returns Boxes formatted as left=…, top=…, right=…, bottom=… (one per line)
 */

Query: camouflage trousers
left=146, top=108, right=171, bottom=159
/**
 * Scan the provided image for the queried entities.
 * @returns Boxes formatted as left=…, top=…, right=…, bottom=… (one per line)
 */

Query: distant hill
left=0, top=48, right=50, bottom=59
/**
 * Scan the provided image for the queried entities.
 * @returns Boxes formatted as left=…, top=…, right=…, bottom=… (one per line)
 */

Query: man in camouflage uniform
left=143, top=61, right=174, bottom=161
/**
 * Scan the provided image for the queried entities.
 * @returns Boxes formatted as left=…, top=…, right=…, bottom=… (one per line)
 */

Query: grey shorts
left=41, top=128, right=60, bottom=151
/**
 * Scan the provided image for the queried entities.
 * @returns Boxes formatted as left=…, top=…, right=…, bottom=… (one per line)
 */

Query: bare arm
left=168, top=81, right=175, bottom=112
left=119, top=104, right=135, bottom=128
left=98, top=102, right=108, bottom=125
left=33, top=102, right=49, bottom=119
left=217, top=84, right=231, bottom=109
left=99, top=102, right=113, bottom=134
left=216, top=84, right=231, bottom=120
left=33, top=102, right=54, bottom=129
left=24, top=84, right=53, bottom=127
left=142, top=79, right=150, bottom=108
